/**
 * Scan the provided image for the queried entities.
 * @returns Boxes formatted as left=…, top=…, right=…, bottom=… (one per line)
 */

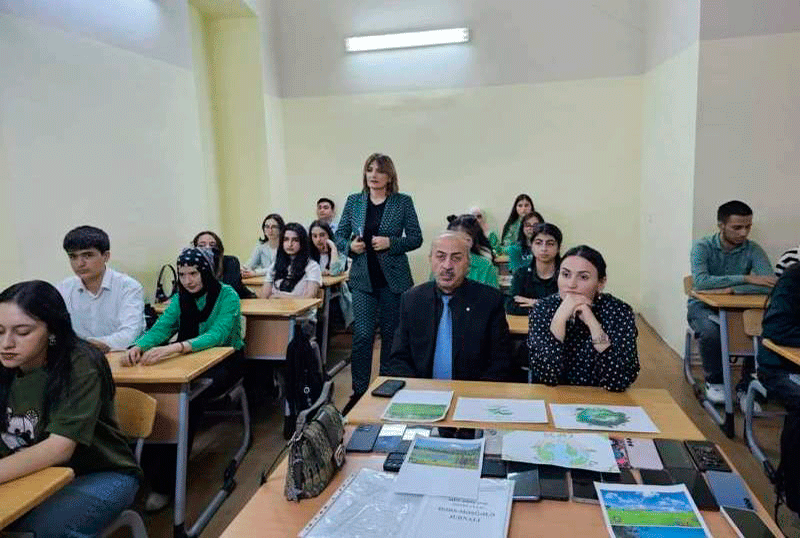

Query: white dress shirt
left=57, top=267, right=145, bottom=350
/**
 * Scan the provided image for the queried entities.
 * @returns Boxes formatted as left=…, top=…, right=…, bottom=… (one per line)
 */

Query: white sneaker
left=738, top=390, right=764, bottom=416
left=145, top=492, right=171, bottom=512
left=704, top=383, right=726, bottom=405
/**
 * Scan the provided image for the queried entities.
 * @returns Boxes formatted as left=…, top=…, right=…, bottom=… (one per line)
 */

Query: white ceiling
left=700, top=0, right=800, bottom=40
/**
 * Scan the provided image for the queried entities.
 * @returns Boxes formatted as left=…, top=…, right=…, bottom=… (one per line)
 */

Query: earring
left=48, top=335, right=56, bottom=346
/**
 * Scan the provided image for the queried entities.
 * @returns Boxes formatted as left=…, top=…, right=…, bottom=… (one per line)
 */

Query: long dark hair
left=308, top=220, right=335, bottom=269
left=0, top=281, right=114, bottom=435
left=447, top=214, right=494, bottom=261
left=561, top=245, right=607, bottom=280
left=515, top=211, right=545, bottom=254
left=530, top=222, right=564, bottom=268
left=274, top=223, right=311, bottom=292
left=259, top=213, right=285, bottom=244
left=501, top=193, right=534, bottom=241
left=192, top=230, right=225, bottom=278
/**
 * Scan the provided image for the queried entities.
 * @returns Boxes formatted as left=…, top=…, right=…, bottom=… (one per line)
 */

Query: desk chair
left=102, top=388, right=157, bottom=538
left=682, top=276, right=703, bottom=387
left=742, top=309, right=781, bottom=482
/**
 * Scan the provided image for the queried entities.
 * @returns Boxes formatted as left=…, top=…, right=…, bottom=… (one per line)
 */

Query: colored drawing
left=550, top=404, right=659, bottom=433
left=502, top=431, right=618, bottom=473
left=576, top=407, right=630, bottom=428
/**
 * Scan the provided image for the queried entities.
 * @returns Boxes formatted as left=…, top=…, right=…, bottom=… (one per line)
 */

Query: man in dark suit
left=388, top=231, right=512, bottom=381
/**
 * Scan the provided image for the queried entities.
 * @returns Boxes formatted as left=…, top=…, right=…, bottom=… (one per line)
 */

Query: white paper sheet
left=395, top=436, right=485, bottom=500
left=452, top=398, right=548, bottom=423
left=549, top=404, right=660, bottom=433
left=381, top=389, right=454, bottom=422
left=501, top=431, right=619, bottom=473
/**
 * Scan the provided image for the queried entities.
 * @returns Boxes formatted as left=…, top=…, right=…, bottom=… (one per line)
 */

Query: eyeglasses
left=523, top=223, right=537, bottom=229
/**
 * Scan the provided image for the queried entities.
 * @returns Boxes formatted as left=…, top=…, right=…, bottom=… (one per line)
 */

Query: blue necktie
left=432, top=295, right=453, bottom=380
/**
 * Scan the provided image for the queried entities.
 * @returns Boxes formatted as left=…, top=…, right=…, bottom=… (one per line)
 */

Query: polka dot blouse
left=527, top=293, right=639, bottom=392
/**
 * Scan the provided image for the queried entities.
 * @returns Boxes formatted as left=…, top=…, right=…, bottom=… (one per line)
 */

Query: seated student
left=388, top=231, right=512, bottom=381
left=528, top=245, right=639, bottom=392
left=193, top=230, right=255, bottom=299
left=56, top=225, right=144, bottom=352
left=446, top=214, right=500, bottom=288
left=0, top=281, right=141, bottom=538
left=506, top=211, right=545, bottom=273
left=469, top=206, right=500, bottom=253
left=309, top=220, right=353, bottom=327
left=507, top=222, right=562, bottom=315
left=124, top=247, right=243, bottom=511
left=316, top=197, right=339, bottom=233
left=775, top=245, right=800, bottom=276
left=258, top=223, right=322, bottom=300
left=242, top=213, right=284, bottom=278
left=497, top=194, right=534, bottom=255
left=688, top=200, right=776, bottom=403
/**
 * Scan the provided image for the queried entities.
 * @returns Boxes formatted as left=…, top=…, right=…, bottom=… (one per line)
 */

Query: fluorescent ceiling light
left=345, top=28, right=470, bottom=52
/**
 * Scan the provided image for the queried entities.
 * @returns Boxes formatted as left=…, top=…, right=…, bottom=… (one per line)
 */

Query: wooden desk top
left=764, top=338, right=800, bottom=367
left=220, top=442, right=779, bottom=538
left=154, top=298, right=321, bottom=317
left=106, top=347, right=234, bottom=384
left=0, top=467, right=74, bottom=529
left=350, top=377, right=704, bottom=440
left=690, top=291, right=768, bottom=309
left=241, top=274, right=348, bottom=288
left=507, top=314, right=528, bottom=335
left=494, top=255, right=509, bottom=264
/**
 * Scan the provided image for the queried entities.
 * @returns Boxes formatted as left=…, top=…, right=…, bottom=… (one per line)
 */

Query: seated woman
left=193, top=230, right=255, bottom=299
left=446, top=214, right=499, bottom=288
left=242, top=213, right=284, bottom=278
left=258, top=222, right=322, bottom=300
left=124, top=247, right=243, bottom=511
left=309, top=220, right=353, bottom=328
left=506, top=211, right=545, bottom=273
left=498, top=193, right=534, bottom=255
left=469, top=206, right=500, bottom=253
left=528, top=245, right=639, bottom=391
left=0, top=281, right=140, bottom=538
left=507, top=222, right=562, bottom=315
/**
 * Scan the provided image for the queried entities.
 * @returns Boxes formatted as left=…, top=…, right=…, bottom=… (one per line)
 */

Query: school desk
left=0, top=467, right=74, bottom=529
left=507, top=314, right=528, bottom=335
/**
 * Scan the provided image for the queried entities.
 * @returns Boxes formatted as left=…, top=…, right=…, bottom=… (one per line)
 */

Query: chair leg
left=744, top=380, right=775, bottom=482
left=683, top=329, right=699, bottom=388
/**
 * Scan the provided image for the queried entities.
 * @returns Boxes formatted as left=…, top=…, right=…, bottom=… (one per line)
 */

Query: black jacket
left=388, top=279, right=512, bottom=381
left=221, top=255, right=255, bottom=299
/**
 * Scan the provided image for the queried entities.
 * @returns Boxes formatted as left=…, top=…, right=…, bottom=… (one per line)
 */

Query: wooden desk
left=238, top=298, right=321, bottom=361
left=0, top=467, right=74, bottom=530
left=763, top=338, right=800, bottom=367
left=350, top=377, right=704, bottom=440
left=690, top=292, right=769, bottom=438
left=507, top=314, right=528, bottom=336
left=241, top=273, right=347, bottom=291
left=107, top=347, right=234, bottom=538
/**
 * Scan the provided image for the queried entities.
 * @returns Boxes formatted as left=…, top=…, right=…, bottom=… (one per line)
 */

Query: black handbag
left=155, top=264, right=177, bottom=303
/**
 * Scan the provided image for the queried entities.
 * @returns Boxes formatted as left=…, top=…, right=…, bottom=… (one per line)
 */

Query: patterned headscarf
left=176, top=247, right=222, bottom=342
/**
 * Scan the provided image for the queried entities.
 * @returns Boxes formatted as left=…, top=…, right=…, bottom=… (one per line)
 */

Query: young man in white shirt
left=316, top=197, right=338, bottom=233
left=57, top=226, right=145, bottom=352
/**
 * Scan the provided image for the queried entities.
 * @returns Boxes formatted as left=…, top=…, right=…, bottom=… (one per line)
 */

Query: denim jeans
left=9, top=471, right=139, bottom=538
left=687, top=302, right=723, bottom=384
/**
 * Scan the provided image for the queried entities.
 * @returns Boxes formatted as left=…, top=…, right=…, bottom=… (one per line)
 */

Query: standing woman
left=506, top=211, right=544, bottom=273
left=507, top=222, right=562, bottom=315
left=335, top=153, right=423, bottom=399
left=0, top=281, right=140, bottom=537
left=498, top=194, right=534, bottom=255
left=528, top=245, right=639, bottom=392
left=242, top=213, right=285, bottom=278
left=193, top=230, right=255, bottom=299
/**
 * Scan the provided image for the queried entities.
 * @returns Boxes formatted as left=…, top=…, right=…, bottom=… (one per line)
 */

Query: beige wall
left=281, top=77, right=644, bottom=305
left=639, top=43, right=699, bottom=352
left=694, top=32, right=800, bottom=263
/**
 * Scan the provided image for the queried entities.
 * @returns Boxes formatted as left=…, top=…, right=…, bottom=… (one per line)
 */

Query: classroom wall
left=693, top=31, right=800, bottom=263
left=0, top=9, right=217, bottom=296
left=282, top=77, right=644, bottom=306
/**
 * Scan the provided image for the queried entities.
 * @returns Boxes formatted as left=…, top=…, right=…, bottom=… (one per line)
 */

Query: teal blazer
left=335, top=191, right=423, bottom=294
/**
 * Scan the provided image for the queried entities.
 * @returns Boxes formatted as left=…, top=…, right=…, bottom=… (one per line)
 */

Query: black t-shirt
left=364, top=199, right=388, bottom=289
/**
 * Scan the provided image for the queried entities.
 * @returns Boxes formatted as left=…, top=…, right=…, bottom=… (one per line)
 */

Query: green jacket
left=497, top=220, right=521, bottom=255
left=506, top=243, right=533, bottom=273
left=468, top=253, right=499, bottom=288
left=135, top=284, right=243, bottom=352
left=334, top=191, right=423, bottom=294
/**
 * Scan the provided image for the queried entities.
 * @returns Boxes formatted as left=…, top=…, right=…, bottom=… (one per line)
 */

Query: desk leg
left=321, top=288, right=331, bottom=371
left=719, top=309, right=735, bottom=438
left=174, top=384, right=190, bottom=538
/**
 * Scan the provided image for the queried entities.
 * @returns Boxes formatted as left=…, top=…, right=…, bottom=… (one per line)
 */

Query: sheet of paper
left=595, top=483, right=712, bottom=538
left=381, top=389, right=454, bottom=422
left=395, top=436, right=485, bottom=500
left=452, top=397, right=548, bottom=423
left=549, top=404, right=660, bottom=433
left=501, top=431, right=619, bottom=473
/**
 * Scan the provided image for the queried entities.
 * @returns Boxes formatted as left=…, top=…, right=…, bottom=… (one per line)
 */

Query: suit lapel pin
left=466, top=307, right=470, bottom=312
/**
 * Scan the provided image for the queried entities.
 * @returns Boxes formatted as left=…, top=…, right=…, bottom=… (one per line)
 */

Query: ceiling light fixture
left=345, top=27, right=470, bottom=52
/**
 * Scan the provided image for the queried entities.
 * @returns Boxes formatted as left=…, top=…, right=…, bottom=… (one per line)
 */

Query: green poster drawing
left=575, top=407, right=630, bottom=428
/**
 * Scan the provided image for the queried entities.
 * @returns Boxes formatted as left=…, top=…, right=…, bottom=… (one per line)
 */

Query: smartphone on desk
left=538, top=465, right=569, bottom=501
left=371, top=379, right=406, bottom=398
left=667, top=468, right=718, bottom=511
left=570, top=470, right=602, bottom=504
left=721, top=507, right=778, bottom=538
left=508, top=468, right=541, bottom=501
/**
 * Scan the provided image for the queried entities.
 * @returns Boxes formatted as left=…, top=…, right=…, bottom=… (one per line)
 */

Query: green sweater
left=506, top=243, right=533, bottom=273
left=497, top=221, right=521, bottom=255
left=689, top=233, right=772, bottom=307
left=135, top=284, right=243, bottom=352
left=468, top=253, right=499, bottom=288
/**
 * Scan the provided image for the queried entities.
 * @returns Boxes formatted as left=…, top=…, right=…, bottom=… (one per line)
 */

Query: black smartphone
left=639, top=469, right=674, bottom=486
left=570, top=470, right=602, bottom=504
left=538, top=465, right=569, bottom=501
left=371, top=379, right=406, bottom=397
left=601, top=469, right=637, bottom=485
left=684, top=440, right=731, bottom=472
left=481, top=457, right=508, bottom=478
left=383, top=452, right=406, bottom=472
left=373, top=424, right=406, bottom=453
left=508, top=468, right=541, bottom=501
left=654, top=438, right=696, bottom=469
left=722, top=507, right=778, bottom=538
left=345, top=423, right=381, bottom=452
left=667, top=468, right=719, bottom=511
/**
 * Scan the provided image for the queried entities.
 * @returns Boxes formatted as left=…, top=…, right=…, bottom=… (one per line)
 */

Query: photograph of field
left=605, top=508, right=701, bottom=527
left=611, top=526, right=708, bottom=538
left=384, top=403, right=447, bottom=421
left=406, top=437, right=481, bottom=470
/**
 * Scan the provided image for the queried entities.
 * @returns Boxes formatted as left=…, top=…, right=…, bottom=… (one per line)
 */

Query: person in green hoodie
left=446, top=214, right=500, bottom=288
left=497, top=193, right=534, bottom=255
